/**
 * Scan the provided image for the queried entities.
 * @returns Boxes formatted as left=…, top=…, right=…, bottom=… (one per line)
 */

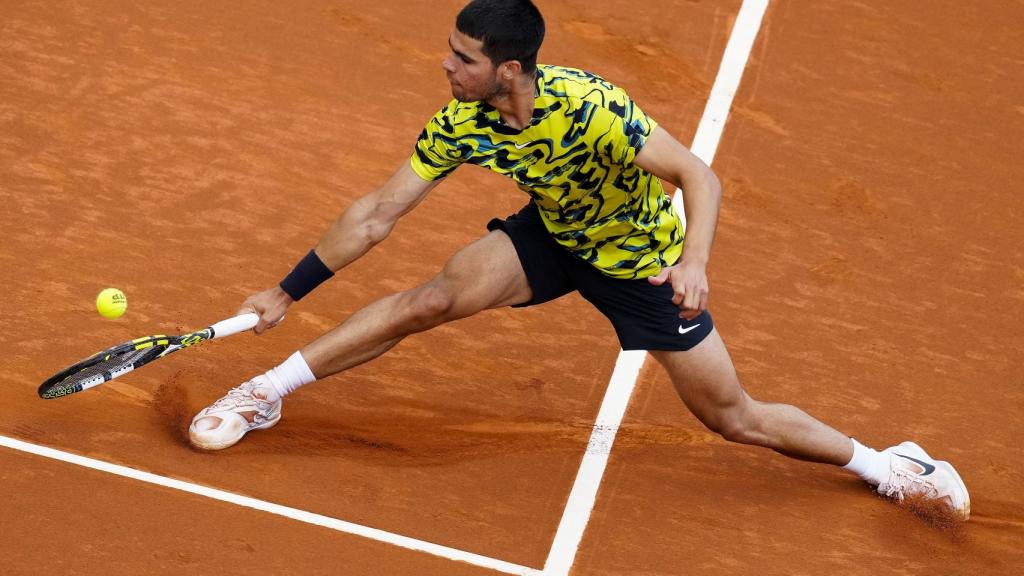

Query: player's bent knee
left=717, top=419, right=758, bottom=445
left=704, top=405, right=762, bottom=445
left=406, top=283, right=455, bottom=326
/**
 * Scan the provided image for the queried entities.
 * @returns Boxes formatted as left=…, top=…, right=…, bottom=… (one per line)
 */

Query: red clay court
left=1, top=1, right=1022, bottom=574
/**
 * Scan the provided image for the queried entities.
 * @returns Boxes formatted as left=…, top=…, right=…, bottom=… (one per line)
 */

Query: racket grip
left=209, top=313, right=260, bottom=338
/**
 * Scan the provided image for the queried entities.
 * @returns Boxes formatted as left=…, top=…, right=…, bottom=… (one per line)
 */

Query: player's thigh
left=434, top=229, right=532, bottom=316
left=649, top=328, right=751, bottom=426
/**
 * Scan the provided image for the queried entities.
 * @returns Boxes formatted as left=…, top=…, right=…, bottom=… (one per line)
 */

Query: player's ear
left=499, top=60, right=522, bottom=80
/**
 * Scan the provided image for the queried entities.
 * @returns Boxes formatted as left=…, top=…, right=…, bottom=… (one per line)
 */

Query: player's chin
left=449, top=84, right=481, bottom=103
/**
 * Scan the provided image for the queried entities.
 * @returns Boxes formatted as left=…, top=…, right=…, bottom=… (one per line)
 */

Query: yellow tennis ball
left=96, top=288, right=127, bottom=319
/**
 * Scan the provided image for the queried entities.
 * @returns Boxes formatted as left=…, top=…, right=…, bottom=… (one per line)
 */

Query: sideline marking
left=0, top=434, right=542, bottom=576
left=542, top=1, right=770, bottom=574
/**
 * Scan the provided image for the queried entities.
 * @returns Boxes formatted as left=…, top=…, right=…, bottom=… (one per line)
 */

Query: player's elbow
left=706, top=169, right=722, bottom=204
left=363, top=210, right=397, bottom=245
left=348, top=194, right=397, bottom=246
left=680, top=165, right=722, bottom=206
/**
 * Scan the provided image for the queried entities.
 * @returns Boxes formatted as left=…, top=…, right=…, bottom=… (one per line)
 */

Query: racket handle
left=209, top=313, right=260, bottom=338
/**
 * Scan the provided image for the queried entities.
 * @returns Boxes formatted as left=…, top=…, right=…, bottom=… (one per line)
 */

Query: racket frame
left=38, top=313, right=258, bottom=399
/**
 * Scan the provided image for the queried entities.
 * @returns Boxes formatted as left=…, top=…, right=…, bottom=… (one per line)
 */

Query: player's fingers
left=254, top=310, right=280, bottom=335
left=672, top=286, right=685, bottom=306
left=681, top=295, right=703, bottom=320
left=678, top=303, right=700, bottom=319
left=648, top=267, right=672, bottom=286
left=234, top=304, right=260, bottom=332
left=674, top=284, right=699, bottom=320
left=683, top=284, right=701, bottom=312
left=679, top=310, right=700, bottom=321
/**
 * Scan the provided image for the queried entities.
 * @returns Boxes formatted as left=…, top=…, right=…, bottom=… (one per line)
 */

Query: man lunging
left=189, top=0, right=969, bottom=520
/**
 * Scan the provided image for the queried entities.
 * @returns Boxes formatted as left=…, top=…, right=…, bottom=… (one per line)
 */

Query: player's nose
left=442, top=54, right=457, bottom=73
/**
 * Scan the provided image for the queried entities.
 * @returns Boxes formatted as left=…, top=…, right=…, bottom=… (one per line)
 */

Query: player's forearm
left=275, top=190, right=398, bottom=304
left=316, top=164, right=437, bottom=272
left=677, top=167, right=722, bottom=264
left=315, top=192, right=396, bottom=272
left=277, top=164, right=435, bottom=303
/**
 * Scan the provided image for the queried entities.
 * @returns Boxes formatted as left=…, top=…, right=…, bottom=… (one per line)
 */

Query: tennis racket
left=38, top=313, right=260, bottom=399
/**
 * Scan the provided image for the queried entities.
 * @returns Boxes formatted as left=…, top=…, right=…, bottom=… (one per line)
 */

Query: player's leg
left=190, top=229, right=531, bottom=449
left=649, top=330, right=852, bottom=464
left=573, top=262, right=969, bottom=518
left=573, top=262, right=851, bottom=462
left=191, top=202, right=576, bottom=450
left=301, top=228, right=531, bottom=377
left=650, top=331, right=970, bottom=518
left=574, top=262, right=864, bottom=464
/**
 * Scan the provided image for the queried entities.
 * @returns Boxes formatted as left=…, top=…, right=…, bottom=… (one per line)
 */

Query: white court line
left=542, top=1, right=770, bottom=575
left=0, top=434, right=542, bottom=576
left=541, top=350, right=647, bottom=575
left=687, top=0, right=771, bottom=166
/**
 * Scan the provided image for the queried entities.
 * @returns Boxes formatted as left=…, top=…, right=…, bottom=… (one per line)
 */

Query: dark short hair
left=456, top=0, right=545, bottom=74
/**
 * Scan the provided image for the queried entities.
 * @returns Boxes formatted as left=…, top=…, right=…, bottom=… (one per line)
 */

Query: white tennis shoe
left=876, top=441, right=970, bottom=520
left=189, top=376, right=282, bottom=450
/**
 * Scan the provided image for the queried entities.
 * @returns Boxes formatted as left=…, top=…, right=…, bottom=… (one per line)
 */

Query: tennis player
left=190, top=0, right=969, bottom=520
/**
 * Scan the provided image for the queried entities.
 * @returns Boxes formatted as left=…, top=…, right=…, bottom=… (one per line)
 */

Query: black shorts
left=487, top=203, right=713, bottom=351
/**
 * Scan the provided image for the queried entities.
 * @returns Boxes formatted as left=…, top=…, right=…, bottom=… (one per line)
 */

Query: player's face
left=442, top=30, right=504, bottom=102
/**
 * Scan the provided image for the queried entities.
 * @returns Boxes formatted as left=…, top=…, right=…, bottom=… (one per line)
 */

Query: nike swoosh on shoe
left=895, top=453, right=936, bottom=475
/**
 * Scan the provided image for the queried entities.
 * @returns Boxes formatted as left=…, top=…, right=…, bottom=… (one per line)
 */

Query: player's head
left=456, top=0, right=545, bottom=74
left=443, top=0, right=545, bottom=102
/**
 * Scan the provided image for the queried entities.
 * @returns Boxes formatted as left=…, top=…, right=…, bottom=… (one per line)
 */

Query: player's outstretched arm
left=241, top=162, right=439, bottom=333
left=634, top=127, right=723, bottom=320
left=315, top=162, right=440, bottom=271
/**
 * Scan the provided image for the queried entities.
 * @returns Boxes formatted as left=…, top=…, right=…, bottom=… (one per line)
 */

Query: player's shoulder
left=537, top=64, right=632, bottom=108
left=427, top=98, right=483, bottom=133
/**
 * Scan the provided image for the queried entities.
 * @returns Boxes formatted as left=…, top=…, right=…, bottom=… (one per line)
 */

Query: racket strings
left=63, top=347, right=161, bottom=388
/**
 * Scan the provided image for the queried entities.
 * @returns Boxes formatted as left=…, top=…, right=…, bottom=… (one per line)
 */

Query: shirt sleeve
left=409, top=101, right=466, bottom=181
left=599, top=95, right=659, bottom=167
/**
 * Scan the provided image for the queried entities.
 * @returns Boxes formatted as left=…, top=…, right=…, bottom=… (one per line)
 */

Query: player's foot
left=876, top=441, right=970, bottom=520
left=189, top=376, right=282, bottom=450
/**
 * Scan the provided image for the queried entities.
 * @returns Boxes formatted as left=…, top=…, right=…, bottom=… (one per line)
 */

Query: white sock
left=842, top=438, right=890, bottom=486
left=260, top=351, right=317, bottom=401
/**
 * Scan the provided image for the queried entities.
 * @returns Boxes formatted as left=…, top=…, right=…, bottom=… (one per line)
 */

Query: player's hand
left=237, top=286, right=293, bottom=335
left=647, top=258, right=709, bottom=321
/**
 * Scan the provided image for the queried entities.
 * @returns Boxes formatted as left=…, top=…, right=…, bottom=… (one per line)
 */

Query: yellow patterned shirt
left=410, top=64, right=683, bottom=279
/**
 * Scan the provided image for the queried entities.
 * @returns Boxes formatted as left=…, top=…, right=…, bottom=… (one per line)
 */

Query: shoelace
left=206, top=382, right=274, bottom=416
left=881, top=467, right=938, bottom=500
